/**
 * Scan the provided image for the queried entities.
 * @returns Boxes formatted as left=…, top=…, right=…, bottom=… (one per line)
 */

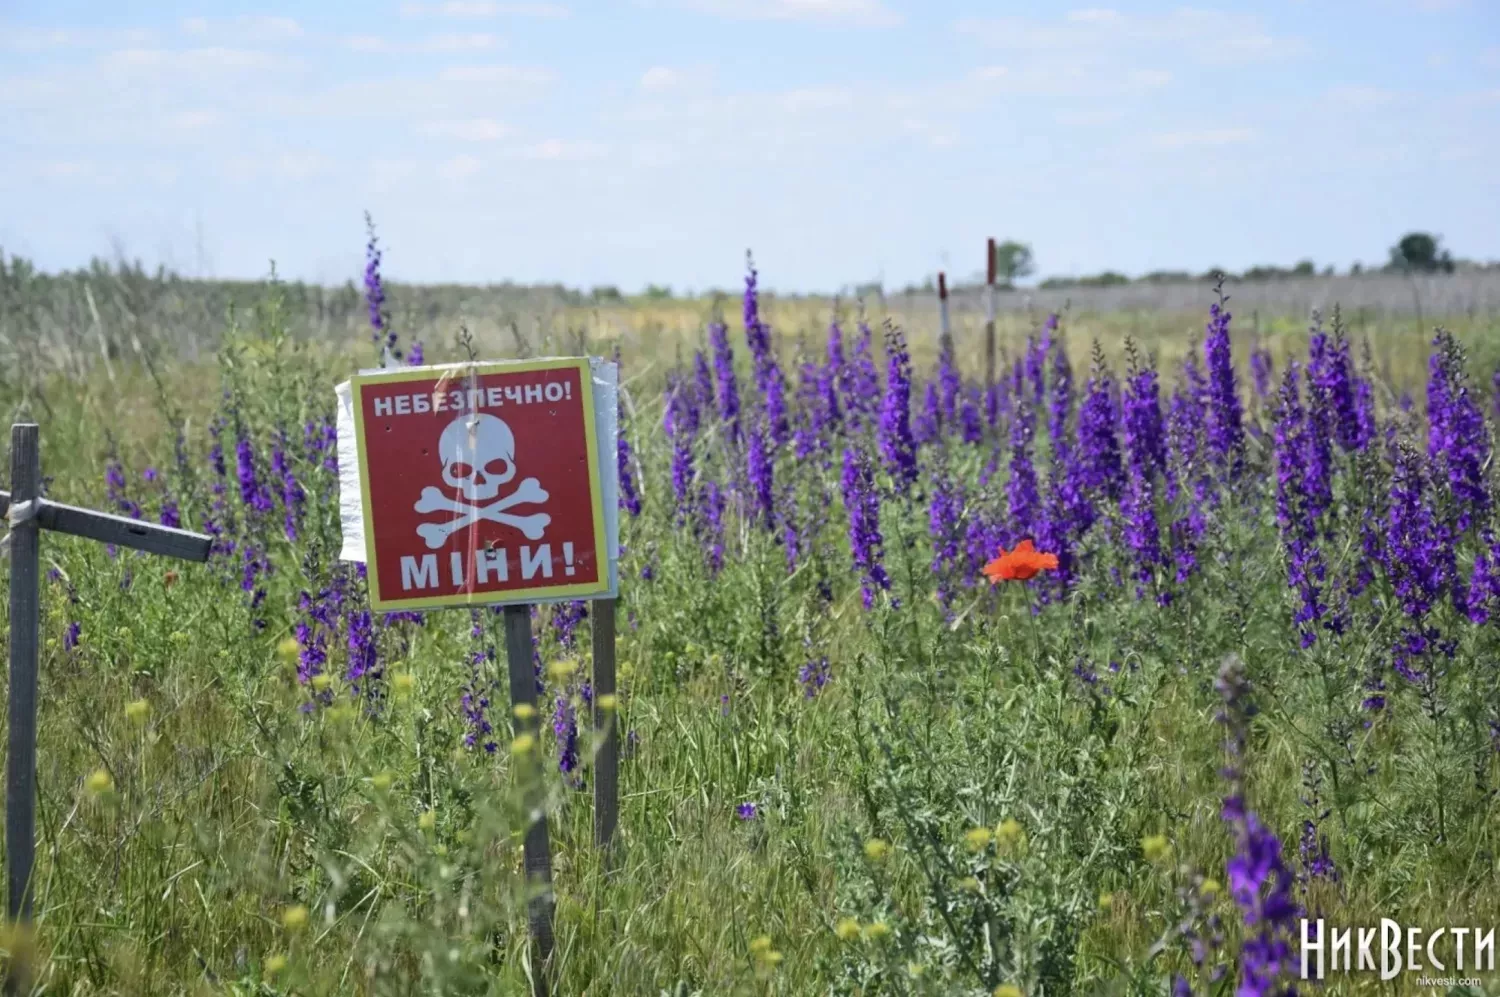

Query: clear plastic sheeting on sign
left=335, top=357, right=620, bottom=610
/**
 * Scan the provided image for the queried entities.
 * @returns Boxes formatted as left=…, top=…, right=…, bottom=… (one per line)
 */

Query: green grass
left=0, top=279, right=1498, bottom=996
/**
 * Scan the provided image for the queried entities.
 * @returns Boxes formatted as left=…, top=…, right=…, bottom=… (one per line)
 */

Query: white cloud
left=438, top=154, right=484, bottom=179
left=101, top=47, right=293, bottom=72
left=366, top=159, right=420, bottom=193
left=957, top=63, right=1170, bottom=99
left=180, top=16, right=303, bottom=42
left=521, top=138, right=607, bottom=160
left=438, top=65, right=555, bottom=84
left=266, top=65, right=554, bottom=121
left=1151, top=127, right=1256, bottom=148
left=959, top=8, right=1307, bottom=67
left=164, top=109, right=219, bottom=130
left=1054, top=108, right=1123, bottom=126
left=344, top=33, right=502, bottom=52
left=1324, top=85, right=1399, bottom=109
left=641, top=66, right=683, bottom=91
left=2, top=27, right=156, bottom=50
left=422, top=118, right=512, bottom=140
left=36, top=161, right=96, bottom=179
left=400, top=2, right=570, bottom=16
left=668, top=0, right=902, bottom=27
left=223, top=152, right=334, bottom=183
left=898, top=118, right=959, bottom=147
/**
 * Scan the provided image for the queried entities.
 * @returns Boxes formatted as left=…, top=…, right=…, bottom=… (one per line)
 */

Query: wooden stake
left=985, top=237, right=997, bottom=388
left=591, top=597, right=618, bottom=858
left=937, top=271, right=952, bottom=359
left=502, top=605, right=554, bottom=997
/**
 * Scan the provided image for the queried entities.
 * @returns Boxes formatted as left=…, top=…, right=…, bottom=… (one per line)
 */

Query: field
left=2, top=246, right=1500, bottom=996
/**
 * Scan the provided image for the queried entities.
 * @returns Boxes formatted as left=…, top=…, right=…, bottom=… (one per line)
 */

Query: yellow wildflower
left=391, top=672, right=415, bottom=695
left=419, top=809, right=437, bottom=831
left=513, top=703, right=537, bottom=721
left=863, top=838, right=890, bottom=862
left=124, top=699, right=150, bottom=724
left=311, top=674, right=333, bottom=692
left=512, top=733, right=536, bottom=755
left=749, top=935, right=773, bottom=954
left=1199, top=879, right=1220, bottom=897
left=85, top=769, right=113, bottom=795
left=965, top=827, right=993, bottom=851
left=276, top=637, right=300, bottom=662
left=1098, top=892, right=1114, bottom=911
left=761, top=950, right=783, bottom=967
left=862, top=921, right=891, bottom=942
left=994, top=985, right=1024, bottom=997
left=265, top=954, right=287, bottom=975
left=546, top=658, right=578, bottom=683
left=995, top=818, right=1025, bottom=848
left=371, top=770, right=394, bottom=791
left=959, top=876, right=982, bottom=893
left=596, top=694, right=618, bottom=711
left=281, top=905, right=309, bottom=931
left=834, top=917, right=861, bottom=941
left=1141, top=835, right=1170, bottom=862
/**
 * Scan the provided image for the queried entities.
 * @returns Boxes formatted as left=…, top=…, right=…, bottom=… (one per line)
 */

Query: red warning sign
left=348, top=358, right=610, bottom=611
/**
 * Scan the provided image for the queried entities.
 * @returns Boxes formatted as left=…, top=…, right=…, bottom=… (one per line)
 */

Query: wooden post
left=590, top=597, right=618, bottom=858
left=6, top=426, right=41, bottom=934
left=984, top=237, right=997, bottom=388
left=502, top=605, right=554, bottom=997
left=2, top=424, right=213, bottom=996
left=937, top=272, right=952, bottom=360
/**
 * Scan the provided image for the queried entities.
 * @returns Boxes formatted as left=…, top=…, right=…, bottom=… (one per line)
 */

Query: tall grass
left=0, top=256, right=1497, bottom=995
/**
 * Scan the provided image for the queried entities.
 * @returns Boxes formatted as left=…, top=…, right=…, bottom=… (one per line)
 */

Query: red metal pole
left=984, top=238, right=997, bottom=387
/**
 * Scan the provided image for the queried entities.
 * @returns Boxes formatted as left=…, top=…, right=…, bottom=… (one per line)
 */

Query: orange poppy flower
left=982, top=539, right=1059, bottom=583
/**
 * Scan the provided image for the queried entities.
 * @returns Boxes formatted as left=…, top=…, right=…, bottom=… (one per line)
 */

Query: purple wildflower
left=1215, top=655, right=1300, bottom=997
left=798, top=656, right=831, bottom=698
left=1203, top=280, right=1246, bottom=477
left=746, top=422, right=774, bottom=529
left=554, top=694, right=581, bottom=787
left=842, top=445, right=890, bottom=609
left=364, top=211, right=399, bottom=362
left=878, top=323, right=918, bottom=490
left=710, top=321, right=742, bottom=443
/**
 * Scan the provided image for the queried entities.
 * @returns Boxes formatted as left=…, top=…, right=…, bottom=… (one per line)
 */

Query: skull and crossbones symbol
left=414, top=413, right=550, bottom=549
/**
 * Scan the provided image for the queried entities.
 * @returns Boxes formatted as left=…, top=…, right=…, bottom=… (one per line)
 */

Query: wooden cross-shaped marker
left=0, top=423, right=211, bottom=982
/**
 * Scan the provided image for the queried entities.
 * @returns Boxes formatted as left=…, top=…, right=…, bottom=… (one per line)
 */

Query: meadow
left=1, top=241, right=1500, bottom=996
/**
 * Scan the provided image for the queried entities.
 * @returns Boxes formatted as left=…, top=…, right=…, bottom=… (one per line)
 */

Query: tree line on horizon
left=0, top=231, right=1489, bottom=308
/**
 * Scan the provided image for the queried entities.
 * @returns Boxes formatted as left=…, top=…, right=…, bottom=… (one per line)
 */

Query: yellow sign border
left=349, top=358, right=612, bottom=611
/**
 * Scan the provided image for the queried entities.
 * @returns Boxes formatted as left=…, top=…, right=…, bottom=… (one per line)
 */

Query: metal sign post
left=1, top=422, right=212, bottom=992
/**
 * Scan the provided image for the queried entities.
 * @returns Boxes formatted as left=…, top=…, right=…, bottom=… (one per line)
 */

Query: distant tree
left=1388, top=232, right=1455, bottom=274
left=1292, top=260, right=1315, bottom=276
left=1350, top=262, right=1364, bottom=276
left=642, top=284, right=674, bottom=300
left=1080, top=271, right=1129, bottom=287
left=991, top=240, right=1035, bottom=288
left=590, top=285, right=623, bottom=302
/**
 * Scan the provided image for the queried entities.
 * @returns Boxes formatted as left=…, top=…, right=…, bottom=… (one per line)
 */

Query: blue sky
left=1, top=0, right=1497, bottom=292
